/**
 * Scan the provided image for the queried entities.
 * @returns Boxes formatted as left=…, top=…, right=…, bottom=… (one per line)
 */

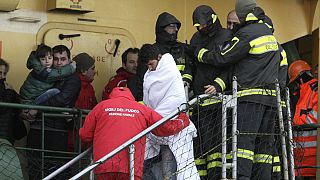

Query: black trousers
left=191, top=103, right=225, bottom=180
left=237, top=102, right=276, bottom=180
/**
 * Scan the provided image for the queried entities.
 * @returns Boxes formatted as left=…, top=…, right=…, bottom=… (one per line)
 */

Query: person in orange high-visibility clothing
left=288, top=60, right=318, bottom=179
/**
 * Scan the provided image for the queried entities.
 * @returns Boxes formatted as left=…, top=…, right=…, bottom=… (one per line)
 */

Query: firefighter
left=190, top=5, right=233, bottom=180
left=193, top=0, right=282, bottom=179
left=288, top=60, right=318, bottom=179
left=154, top=12, right=193, bottom=90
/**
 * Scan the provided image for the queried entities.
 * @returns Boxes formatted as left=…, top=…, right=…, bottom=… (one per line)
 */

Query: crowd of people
left=0, top=0, right=318, bottom=180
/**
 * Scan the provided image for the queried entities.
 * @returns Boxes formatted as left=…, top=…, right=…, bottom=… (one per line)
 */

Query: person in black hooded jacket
left=154, top=12, right=193, bottom=90
left=189, top=5, right=233, bottom=180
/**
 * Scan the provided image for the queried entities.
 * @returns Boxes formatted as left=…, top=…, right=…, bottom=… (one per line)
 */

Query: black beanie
left=73, top=53, right=95, bottom=72
left=235, top=0, right=257, bottom=20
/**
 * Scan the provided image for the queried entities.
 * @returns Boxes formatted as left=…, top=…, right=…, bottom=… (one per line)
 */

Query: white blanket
left=143, top=53, right=199, bottom=180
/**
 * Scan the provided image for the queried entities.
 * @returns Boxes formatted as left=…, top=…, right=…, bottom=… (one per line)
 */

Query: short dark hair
left=121, top=48, right=139, bottom=64
left=52, top=45, right=71, bottom=59
left=0, top=58, right=9, bottom=71
left=139, top=44, right=161, bottom=64
left=35, top=45, right=52, bottom=59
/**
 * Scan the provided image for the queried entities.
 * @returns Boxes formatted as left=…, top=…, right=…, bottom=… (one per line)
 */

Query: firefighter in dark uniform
left=194, top=0, right=282, bottom=179
left=190, top=5, right=233, bottom=180
left=154, top=12, right=193, bottom=89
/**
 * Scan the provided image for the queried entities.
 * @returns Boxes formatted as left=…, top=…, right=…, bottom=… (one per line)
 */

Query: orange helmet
left=288, top=60, right=312, bottom=84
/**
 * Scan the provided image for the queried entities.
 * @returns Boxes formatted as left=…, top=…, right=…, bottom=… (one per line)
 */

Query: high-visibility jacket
left=195, top=7, right=281, bottom=106
left=293, top=78, right=318, bottom=177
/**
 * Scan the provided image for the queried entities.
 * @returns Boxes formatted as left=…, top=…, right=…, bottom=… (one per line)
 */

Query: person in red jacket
left=102, top=48, right=139, bottom=100
left=74, top=52, right=97, bottom=109
left=68, top=52, right=97, bottom=151
left=288, top=60, right=318, bottom=179
left=80, top=87, right=190, bottom=180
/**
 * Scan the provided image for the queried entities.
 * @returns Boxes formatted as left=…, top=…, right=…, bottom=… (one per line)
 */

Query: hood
left=155, top=12, right=181, bottom=34
left=109, top=87, right=135, bottom=101
left=155, top=12, right=181, bottom=44
left=233, top=6, right=274, bottom=33
left=192, top=5, right=222, bottom=36
left=253, top=7, right=275, bottom=32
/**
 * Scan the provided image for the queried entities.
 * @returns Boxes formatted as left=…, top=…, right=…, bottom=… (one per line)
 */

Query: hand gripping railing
left=68, top=94, right=215, bottom=180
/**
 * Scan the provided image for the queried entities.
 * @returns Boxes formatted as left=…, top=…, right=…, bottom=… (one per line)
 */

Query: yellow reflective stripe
left=254, top=154, right=273, bottom=164
left=273, top=156, right=280, bottom=163
left=245, top=13, right=258, bottom=21
left=176, top=65, right=185, bottom=71
left=207, top=152, right=233, bottom=161
left=138, top=101, right=144, bottom=104
left=182, top=74, right=192, bottom=81
left=207, top=153, right=221, bottom=161
left=198, top=170, right=207, bottom=176
left=198, top=48, right=208, bottom=62
left=207, top=161, right=222, bottom=169
left=200, top=98, right=222, bottom=106
left=221, top=37, right=239, bottom=56
left=280, top=49, right=288, bottom=66
left=212, top=14, right=217, bottom=24
left=249, top=35, right=279, bottom=54
left=281, top=101, right=286, bottom=107
left=237, top=88, right=276, bottom=97
left=194, top=23, right=200, bottom=27
left=237, top=149, right=254, bottom=161
left=195, top=158, right=206, bottom=165
left=214, top=77, right=226, bottom=91
left=273, top=166, right=281, bottom=172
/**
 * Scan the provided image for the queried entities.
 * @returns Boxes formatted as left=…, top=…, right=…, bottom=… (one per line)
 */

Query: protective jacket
left=75, top=73, right=97, bottom=110
left=19, top=52, right=75, bottom=103
left=155, top=12, right=193, bottom=84
left=102, top=67, right=135, bottom=100
left=196, top=7, right=282, bottom=105
left=293, top=78, right=318, bottom=177
left=79, top=87, right=189, bottom=177
left=190, top=6, right=233, bottom=95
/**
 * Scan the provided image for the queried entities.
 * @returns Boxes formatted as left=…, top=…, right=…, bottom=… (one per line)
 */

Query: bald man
left=227, top=10, right=240, bottom=30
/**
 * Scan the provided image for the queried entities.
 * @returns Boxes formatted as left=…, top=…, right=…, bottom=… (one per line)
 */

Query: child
left=19, top=45, right=76, bottom=115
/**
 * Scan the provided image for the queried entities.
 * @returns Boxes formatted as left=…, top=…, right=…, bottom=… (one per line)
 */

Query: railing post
left=231, top=77, right=238, bottom=179
left=90, top=153, right=94, bottom=180
left=129, top=144, right=135, bottom=180
left=285, top=88, right=295, bottom=180
left=221, top=95, right=228, bottom=179
left=275, top=82, right=289, bottom=180
left=41, top=112, right=45, bottom=179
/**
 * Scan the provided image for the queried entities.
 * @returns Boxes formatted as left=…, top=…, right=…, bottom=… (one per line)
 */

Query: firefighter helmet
left=288, top=60, right=312, bottom=84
